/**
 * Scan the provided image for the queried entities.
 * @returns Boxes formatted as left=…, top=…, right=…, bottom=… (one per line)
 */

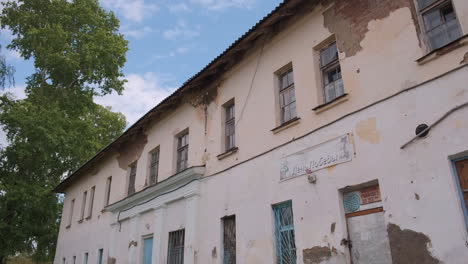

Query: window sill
left=217, top=147, right=239, bottom=160
left=312, top=93, right=349, bottom=113
left=271, top=117, right=301, bottom=134
left=416, top=34, right=468, bottom=65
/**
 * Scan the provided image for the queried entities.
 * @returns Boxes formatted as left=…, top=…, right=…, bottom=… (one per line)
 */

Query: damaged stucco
left=387, top=223, right=441, bottom=264
left=323, top=0, right=420, bottom=57
left=302, top=246, right=339, bottom=264
left=117, top=133, right=148, bottom=170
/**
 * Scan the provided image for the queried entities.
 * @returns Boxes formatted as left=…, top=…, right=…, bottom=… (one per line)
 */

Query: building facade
left=54, top=0, right=468, bottom=263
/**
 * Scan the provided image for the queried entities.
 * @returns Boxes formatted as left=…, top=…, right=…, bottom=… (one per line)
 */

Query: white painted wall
left=55, top=1, right=468, bottom=263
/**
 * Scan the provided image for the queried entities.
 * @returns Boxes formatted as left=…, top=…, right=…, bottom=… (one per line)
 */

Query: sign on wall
left=280, top=134, right=353, bottom=180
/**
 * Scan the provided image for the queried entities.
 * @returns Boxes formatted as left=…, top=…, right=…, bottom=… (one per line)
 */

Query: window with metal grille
left=176, top=132, right=189, bottom=172
left=167, top=229, right=185, bottom=264
left=84, top=252, right=88, bottom=264
left=320, top=42, right=344, bottom=104
left=418, top=0, right=461, bottom=50
left=128, top=163, right=137, bottom=195
left=223, top=215, right=236, bottom=264
left=278, top=69, right=296, bottom=124
left=273, top=201, right=296, bottom=264
left=224, top=102, right=235, bottom=151
left=149, top=148, right=159, bottom=185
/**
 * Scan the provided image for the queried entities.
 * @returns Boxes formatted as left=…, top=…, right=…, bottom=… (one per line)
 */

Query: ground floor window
left=143, top=236, right=153, bottom=264
left=454, top=158, right=468, bottom=228
left=167, top=229, right=185, bottom=264
left=222, top=215, right=236, bottom=264
left=273, top=201, right=296, bottom=264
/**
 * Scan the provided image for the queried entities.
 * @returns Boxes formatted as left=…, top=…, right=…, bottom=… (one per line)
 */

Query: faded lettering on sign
left=280, top=134, right=352, bottom=180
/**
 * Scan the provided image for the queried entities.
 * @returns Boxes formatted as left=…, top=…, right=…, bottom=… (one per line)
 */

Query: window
left=87, top=186, right=95, bottom=219
left=176, top=132, right=189, bottom=172
left=98, top=249, right=103, bottom=264
left=67, top=199, right=75, bottom=228
left=149, top=148, right=160, bottom=185
left=73, top=256, right=76, bottom=264
left=104, top=176, right=112, bottom=207
left=224, top=102, right=235, bottom=151
left=167, top=229, right=185, bottom=264
left=454, top=158, right=468, bottom=227
left=84, top=253, right=88, bottom=264
left=273, top=201, right=296, bottom=264
left=222, top=216, right=236, bottom=264
left=62, top=258, right=66, bottom=264
left=80, top=191, right=87, bottom=221
left=278, top=69, right=296, bottom=124
left=418, top=0, right=461, bottom=50
left=128, top=163, right=137, bottom=195
left=143, top=236, right=154, bottom=264
left=320, top=42, right=344, bottom=104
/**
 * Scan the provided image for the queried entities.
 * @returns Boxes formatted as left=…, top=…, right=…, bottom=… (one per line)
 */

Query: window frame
left=417, top=0, right=462, bottom=51
left=98, top=248, right=103, bottom=264
left=277, top=68, right=297, bottom=124
left=104, top=176, right=112, bottom=207
left=222, top=215, right=236, bottom=264
left=86, top=186, right=95, bottom=219
left=273, top=200, right=296, bottom=264
left=319, top=42, right=344, bottom=104
left=80, top=191, right=87, bottom=221
left=148, top=147, right=160, bottom=186
left=176, top=131, right=189, bottom=173
left=224, top=100, right=236, bottom=151
left=167, top=229, right=185, bottom=264
left=67, top=198, right=75, bottom=228
left=128, top=162, right=137, bottom=196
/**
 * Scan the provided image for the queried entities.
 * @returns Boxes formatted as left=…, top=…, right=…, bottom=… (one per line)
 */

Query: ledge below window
left=312, top=93, right=349, bottom=113
left=217, top=147, right=239, bottom=160
left=416, top=34, right=468, bottom=65
left=271, top=117, right=301, bottom=134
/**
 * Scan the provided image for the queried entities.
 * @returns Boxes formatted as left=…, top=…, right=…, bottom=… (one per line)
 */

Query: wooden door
left=455, top=159, right=468, bottom=210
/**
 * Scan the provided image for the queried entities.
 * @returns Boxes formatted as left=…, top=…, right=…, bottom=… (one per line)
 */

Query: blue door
left=143, top=237, right=154, bottom=264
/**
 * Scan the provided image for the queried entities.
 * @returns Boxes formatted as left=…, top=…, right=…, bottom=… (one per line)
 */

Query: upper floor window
left=128, top=163, right=137, bottom=195
left=80, top=191, right=87, bottom=221
left=418, top=0, right=461, bottom=50
left=224, top=101, right=236, bottom=151
left=320, top=42, right=344, bottom=104
left=86, top=186, right=95, bottom=219
left=104, top=176, right=112, bottom=207
left=176, top=131, right=189, bottom=172
left=149, top=148, right=159, bottom=185
left=67, top=199, right=75, bottom=228
left=278, top=68, right=297, bottom=124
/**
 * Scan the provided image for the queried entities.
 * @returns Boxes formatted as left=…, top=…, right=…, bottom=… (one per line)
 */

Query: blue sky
left=1, top=0, right=283, bottom=127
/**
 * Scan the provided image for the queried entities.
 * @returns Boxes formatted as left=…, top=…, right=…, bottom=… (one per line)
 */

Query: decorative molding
left=106, top=166, right=205, bottom=222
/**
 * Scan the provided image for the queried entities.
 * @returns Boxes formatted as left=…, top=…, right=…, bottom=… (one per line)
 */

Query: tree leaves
left=0, top=0, right=128, bottom=262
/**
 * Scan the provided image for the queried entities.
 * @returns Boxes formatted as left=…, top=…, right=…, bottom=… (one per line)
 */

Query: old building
left=54, top=0, right=468, bottom=263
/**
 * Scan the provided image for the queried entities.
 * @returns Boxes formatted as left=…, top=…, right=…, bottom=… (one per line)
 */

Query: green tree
left=0, top=0, right=128, bottom=262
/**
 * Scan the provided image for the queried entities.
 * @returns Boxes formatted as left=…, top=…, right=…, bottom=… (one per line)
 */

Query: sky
left=0, top=0, right=284, bottom=146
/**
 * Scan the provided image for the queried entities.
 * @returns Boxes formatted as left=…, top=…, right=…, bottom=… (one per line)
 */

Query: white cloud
left=101, top=0, right=158, bottom=23
left=190, top=0, right=255, bottom=10
left=1, top=83, right=26, bottom=100
left=121, top=26, right=155, bottom=39
left=95, top=72, right=175, bottom=126
left=4, top=49, right=21, bottom=61
left=168, top=3, right=191, bottom=13
left=163, top=20, right=200, bottom=40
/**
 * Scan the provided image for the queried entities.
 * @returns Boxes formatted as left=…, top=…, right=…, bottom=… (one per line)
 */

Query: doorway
left=342, top=183, right=392, bottom=264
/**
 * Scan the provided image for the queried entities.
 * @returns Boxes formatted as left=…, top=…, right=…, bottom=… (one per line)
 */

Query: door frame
left=451, top=156, right=468, bottom=230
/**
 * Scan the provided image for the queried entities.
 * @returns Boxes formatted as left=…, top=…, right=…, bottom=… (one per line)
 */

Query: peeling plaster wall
left=55, top=1, right=468, bottom=263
